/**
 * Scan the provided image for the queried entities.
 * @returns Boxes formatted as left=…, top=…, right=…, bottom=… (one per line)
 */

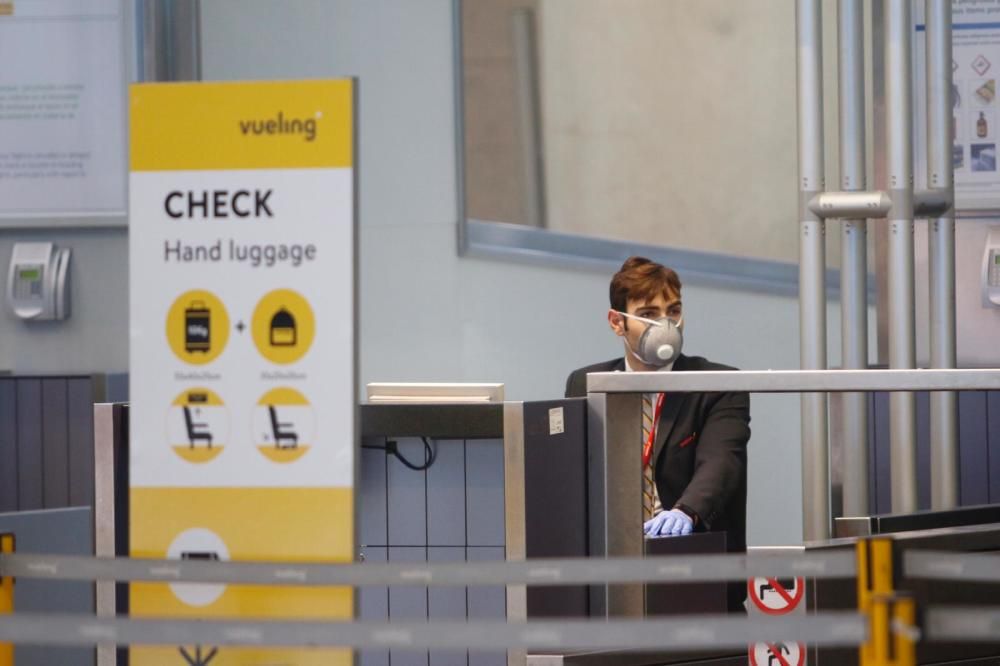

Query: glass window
left=459, top=0, right=844, bottom=281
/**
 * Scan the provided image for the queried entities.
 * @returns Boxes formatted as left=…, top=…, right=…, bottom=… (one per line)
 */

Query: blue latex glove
left=643, top=508, right=693, bottom=537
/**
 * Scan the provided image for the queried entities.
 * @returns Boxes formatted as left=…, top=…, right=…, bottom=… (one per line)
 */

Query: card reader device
left=6, top=242, right=71, bottom=321
left=984, top=227, right=1000, bottom=308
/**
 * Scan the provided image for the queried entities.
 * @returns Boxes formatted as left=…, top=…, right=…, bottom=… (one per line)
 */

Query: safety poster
left=0, top=0, right=127, bottom=220
left=916, top=0, right=1000, bottom=210
left=128, top=79, right=356, bottom=666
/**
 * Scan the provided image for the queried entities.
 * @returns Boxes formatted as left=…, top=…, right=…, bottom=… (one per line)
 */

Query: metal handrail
left=585, top=368, right=1000, bottom=394
left=0, top=550, right=855, bottom=587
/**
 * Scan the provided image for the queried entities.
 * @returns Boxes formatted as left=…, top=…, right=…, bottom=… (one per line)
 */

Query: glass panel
left=460, top=0, right=822, bottom=265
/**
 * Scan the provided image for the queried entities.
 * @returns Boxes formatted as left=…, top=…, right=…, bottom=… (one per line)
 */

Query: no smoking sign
left=747, top=577, right=804, bottom=615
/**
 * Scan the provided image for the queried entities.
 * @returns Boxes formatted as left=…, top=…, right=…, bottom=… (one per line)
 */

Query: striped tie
left=642, top=394, right=660, bottom=520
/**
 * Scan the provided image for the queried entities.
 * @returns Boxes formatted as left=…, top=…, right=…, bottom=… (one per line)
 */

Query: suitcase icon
left=185, top=301, right=211, bottom=353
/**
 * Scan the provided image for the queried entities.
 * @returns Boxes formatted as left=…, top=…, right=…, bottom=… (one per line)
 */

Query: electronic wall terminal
left=6, top=242, right=71, bottom=321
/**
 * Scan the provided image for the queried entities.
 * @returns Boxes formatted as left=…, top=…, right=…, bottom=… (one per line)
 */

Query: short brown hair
left=609, top=256, right=682, bottom=312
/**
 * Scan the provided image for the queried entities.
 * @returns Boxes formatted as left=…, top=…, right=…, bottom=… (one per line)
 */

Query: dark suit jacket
left=565, top=354, right=751, bottom=557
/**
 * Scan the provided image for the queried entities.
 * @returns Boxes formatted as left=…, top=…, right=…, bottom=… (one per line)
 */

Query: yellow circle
left=171, top=387, right=225, bottom=407
left=254, top=386, right=312, bottom=463
left=174, top=447, right=224, bottom=464
left=257, top=386, right=310, bottom=405
left=258, top=446, right=310, bottom=464
left=166, top=290, right=230, bottom=365
left=251, top=289, right=315, bottom=364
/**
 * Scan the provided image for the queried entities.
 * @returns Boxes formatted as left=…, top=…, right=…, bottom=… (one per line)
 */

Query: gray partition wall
left=358, top=400, right=591, bottom=666
left=0, top=375, right=106, bottom=514
left=0, top=507, right=96, bottom=666
left=359, top=404, right=508, bottom=666
left=867, top=391, right=1000, bottom=515
left=519, top=399, right=589, bottom=617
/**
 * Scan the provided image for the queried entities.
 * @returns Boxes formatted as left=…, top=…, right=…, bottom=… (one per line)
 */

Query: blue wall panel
left=387, top=439, right=428, bottom=546
left=15, top=379, right=43, bottom=510
left=41, top=379, right=69, bottom=508
left=959, top=392, right=990, bottom=506
left=427, top=440, right=466, bottom=546
left=0, top=380, right=17, bottom=512
left=67, top=378, right=95, bottom=507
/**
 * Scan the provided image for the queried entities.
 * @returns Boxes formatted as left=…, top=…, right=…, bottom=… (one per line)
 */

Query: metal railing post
left=839, top=0, right=871, bottom=517
left=586, top=391, right=644, bottom=617
left=857, top=538, right=893, bottom=666
left=797, top=0, right=831, bottom=541
left=885, top=0, right=918, bottom=513
left=925, top=0, right=959, bottom=510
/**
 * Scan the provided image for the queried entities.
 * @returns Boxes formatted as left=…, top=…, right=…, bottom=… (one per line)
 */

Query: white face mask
left=617, top=312, right=684, bottom=367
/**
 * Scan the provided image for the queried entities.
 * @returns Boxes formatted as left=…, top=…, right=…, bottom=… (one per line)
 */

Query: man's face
left=607, top=290, right=683, bottom=366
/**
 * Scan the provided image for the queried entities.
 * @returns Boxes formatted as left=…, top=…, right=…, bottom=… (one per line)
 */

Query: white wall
left=0, top=228, right=129, bottom=373
left=196, top=0, right=833, bottom=546
left=536, top=0, right=848, bottom=268
left=0, top=0, right=136, bottom=375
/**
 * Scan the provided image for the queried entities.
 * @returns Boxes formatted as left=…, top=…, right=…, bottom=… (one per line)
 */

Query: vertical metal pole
left=94, top=403, right=119, bottom=666
left=586, top=391, right=644, bottom=617
left=798, top=0, right=830, bottom=541
left=872, top=1, right=891, bottom=370
left=839, top=0, right=871, bottom=517
left=885, top=0, right=918, bottom=513
left=502, top=401, right=527, bottom=666
left=511, top=8, right=547, bottom=229
left=141, top=0, right=201, bottom=82
left=926, top=0, right=960, bottom=509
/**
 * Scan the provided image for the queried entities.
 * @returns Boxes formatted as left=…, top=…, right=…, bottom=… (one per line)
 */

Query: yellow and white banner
left=129, top=80, right=356, bottom=666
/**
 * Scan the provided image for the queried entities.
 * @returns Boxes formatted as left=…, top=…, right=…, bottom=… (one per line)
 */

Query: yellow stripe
left=130, top=487, right=352, bottom=618
left=892, top=596, right=917, bottom=666
left=857, top=538, right=895, bottom=666
left=0, top=534, right=13, bottom=666
left=130, top=80, right=353, bottom=171
left=130, top=487, right=353, bottom=665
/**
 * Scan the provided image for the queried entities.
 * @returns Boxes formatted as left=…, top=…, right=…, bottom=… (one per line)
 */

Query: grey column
left=797, top=0, right=830, bottom=540
left=925, top=0, right=959, bottom=509
left=885, top=0, right=918, bottom=513
left=141, top=0, right=201, bottom=81
left=511, top=8, right=547, bottom=229
left=93, top=404, right=118, bottom=666
left=839, top=0, right=871, bottom=517
left=503, top=402, right=526, bottom=666
left=586, top=391, right=643, bottom=616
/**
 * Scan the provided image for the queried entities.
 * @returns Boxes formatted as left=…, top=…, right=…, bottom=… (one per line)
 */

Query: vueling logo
left=238, top=111, right=319, bottom=142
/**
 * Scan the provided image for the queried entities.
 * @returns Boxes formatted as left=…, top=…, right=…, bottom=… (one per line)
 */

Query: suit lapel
left=651, top=355, right=690, bottom=464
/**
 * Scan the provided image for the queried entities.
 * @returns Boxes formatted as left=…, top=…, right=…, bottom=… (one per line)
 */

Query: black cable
left=393, top=436, right=437, bottom=471
left=361, top=437, right=437, bottom=471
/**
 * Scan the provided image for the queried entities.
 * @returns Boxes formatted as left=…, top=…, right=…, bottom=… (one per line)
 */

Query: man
left=565, top=256, right=750, bottom=566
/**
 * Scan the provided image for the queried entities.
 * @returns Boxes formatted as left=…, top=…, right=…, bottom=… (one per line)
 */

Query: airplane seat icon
left=268, top=405, right=298, bottom=449
left=183, top=406, right=213, bottom=449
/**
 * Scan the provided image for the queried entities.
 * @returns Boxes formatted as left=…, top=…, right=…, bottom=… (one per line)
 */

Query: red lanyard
left=641, top=392, right=665, bottom=468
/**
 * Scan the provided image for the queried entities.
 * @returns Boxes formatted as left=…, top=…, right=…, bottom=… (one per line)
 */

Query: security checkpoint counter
left=808, top=514, right=1000, bottom=666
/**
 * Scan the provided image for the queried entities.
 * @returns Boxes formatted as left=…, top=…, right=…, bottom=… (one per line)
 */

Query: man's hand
left=643, top=508, right=693, bottom=537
